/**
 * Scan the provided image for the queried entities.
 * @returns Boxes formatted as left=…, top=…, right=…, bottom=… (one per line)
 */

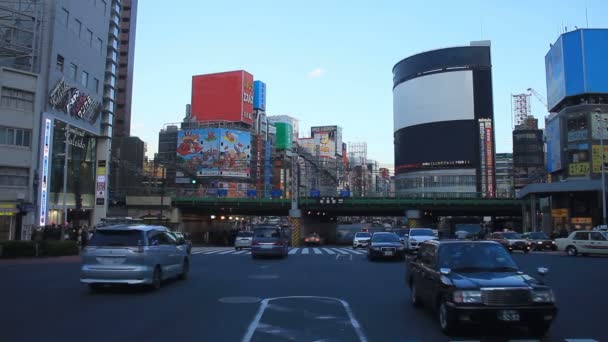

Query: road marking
left=322, top=248, right=336, bottom=254
left=218, top=250, right=236, bottom=255
left=313, top=248, right=322, bottom=254
left=332, top=248, right=349, bottom=254
left=241, top=296, right=367, bottom=342
left=288, top=248, right=299, bottom=254
left=233, top=250, right=249, bottom=255
left=565, top=339, right=599, bottom=342
left=346, top=248, right=365, bottom=255
left=301, top=248, right=310, bottom=254
left=203, top=249, right=228, bottom=254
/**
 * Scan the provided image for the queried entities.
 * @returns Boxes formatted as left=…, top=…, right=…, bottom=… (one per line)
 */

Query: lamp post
left=595, top=108, right=607, bottom=227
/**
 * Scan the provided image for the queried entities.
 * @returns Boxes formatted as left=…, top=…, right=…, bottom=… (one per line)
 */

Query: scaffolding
left=0, top=0, right=43, bottom=72
left=347, top=142, right=368, bottom=197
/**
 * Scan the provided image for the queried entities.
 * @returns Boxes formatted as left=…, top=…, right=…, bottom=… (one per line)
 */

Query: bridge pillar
left=289, top=209, right=302, bottom=247
left=406, top=210, right=422, bottom=228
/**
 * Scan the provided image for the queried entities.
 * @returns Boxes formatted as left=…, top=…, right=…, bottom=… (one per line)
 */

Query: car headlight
left=453, top=290, right=482, bottom=304
left=551, top=241, right=556, bottom=244
left=532, top=289, right=555, bottom=303
left=537, top=241, right=543, bottom=244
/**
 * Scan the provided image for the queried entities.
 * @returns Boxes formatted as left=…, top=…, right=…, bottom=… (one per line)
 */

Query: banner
left=592, top=145, right=608, bottom=173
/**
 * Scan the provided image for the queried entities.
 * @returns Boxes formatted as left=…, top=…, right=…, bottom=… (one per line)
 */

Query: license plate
left=260, top=245, right=273, bottom=249
left=97, top=257, right=124, bottom=265
left=498, top=310, right=520, bottom=321
left=384, top=251, right=394, bottom=256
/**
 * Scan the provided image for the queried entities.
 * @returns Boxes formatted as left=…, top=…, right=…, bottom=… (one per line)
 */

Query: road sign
left=318, top=197, right=344, bottom=205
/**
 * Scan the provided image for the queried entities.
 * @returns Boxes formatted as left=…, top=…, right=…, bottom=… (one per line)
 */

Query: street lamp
left=594, top=108, right=607, bottom=227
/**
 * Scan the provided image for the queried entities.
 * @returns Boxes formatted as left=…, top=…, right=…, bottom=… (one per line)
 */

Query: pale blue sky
left=130, top=0, right=607, bottom=165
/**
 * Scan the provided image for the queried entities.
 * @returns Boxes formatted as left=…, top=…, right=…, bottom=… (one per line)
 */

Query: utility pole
left=288, top=147, right=301, bottom=246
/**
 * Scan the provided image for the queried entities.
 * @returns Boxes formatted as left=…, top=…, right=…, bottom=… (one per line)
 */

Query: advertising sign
left=568, top=162, right=590, bottom=176
left=592, top=145, right=608, bottom=173
left=176, top=128, right=251, bottom=178
left=591, top=113, right=608, bottom=139
left=275, top=122, right=293, bottom=150
left=478, top=119, right=494, bottom=198
left=545, top=116, right=562, bottom=172
left=545, top=36, right=566, bottom=111
left=191, top=70, right=254, bottom=125
left=39, top=118, right=52, bottom=226
left=253, top=80, right=266, bottom=111
left=311, top=126, right=341, bottom=159
left=551, top=208, right=568, bottom=218
left=48, top=79, right=101, bottom=124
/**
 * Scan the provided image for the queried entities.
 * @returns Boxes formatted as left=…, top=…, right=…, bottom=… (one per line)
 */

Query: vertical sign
left=479, top=120, right=487, bottom=196
left=242, top=71, right=254, bottom=123
left=485, top=123, right=495, bottom=198
left=96, top=160, right=106, bottom=205
left=39, top=119, right=52, bottom=226
left=253, top=80, right=266, bottom=111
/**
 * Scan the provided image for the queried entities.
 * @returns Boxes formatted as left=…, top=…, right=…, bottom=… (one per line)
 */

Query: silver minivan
left=80, top=225, right=189, bottom=290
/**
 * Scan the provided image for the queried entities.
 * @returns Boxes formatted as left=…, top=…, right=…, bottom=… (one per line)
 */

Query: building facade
left=113, top=0, right=137, bottom=138
left=495, top=153, right=514, bottom=198
left=392, top=41, right=496, bottom=198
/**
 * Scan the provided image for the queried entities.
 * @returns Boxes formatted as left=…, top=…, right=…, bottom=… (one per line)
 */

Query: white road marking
left=313, top=248, right=322, bottom=254
left=218, top=250, right=236, bottom=255
left=288, top=248, right=299, bottom=255
left=233, top=250, right=249, bottom=255
left=301, top=248, right=310, bottom=254
left=332, top=248, right=349, bottom=254
left=322, top=248, right=336, bottom=254
left=241, top=296, right=368, bottom=342
left=345, top=248, right=365, bottom=255
left=203, top=249, right=229, bottom=254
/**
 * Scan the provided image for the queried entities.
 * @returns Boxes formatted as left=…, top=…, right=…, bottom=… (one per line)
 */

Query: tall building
left=392, top=41, right=496, bottom=198
left=0, top=0, right=122, bottom=239
left=512, top=119, right=545, bottom=193
left=113, top=0, right=138, bottom=138
left=519, top=29, right=608, bottom=232
left=495, top=153, right=514, bottom=198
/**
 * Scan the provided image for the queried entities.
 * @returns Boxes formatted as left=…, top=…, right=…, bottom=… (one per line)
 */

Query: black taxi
left=406, top=240, right=557, bottom=337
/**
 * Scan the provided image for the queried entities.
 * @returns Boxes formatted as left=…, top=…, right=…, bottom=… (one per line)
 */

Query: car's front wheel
left=566, top=245, right=578, bottom=256
left=438, top=299, right=456, bottom=334
left=150, top=266, right=162, bottom=290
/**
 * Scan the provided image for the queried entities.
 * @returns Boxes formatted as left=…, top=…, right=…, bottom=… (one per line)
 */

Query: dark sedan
left=406, top=240, right=557, bottom=337
left=367, top=232, right=406, bottom=261
left=523, top=232, right=557, bottom=251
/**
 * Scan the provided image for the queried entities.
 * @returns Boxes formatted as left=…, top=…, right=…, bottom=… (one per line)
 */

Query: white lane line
left=288, top=248, right=299, bottom=255
left=218, top=250, right=236, bottom=255
left=203, top=249, right=229, bottom=254
left=241, top=296, right=368, bottom=342
left=345, top=248, right=365, bottom=255
left=313, top=248, right=322, bottom=254
left=332, top=248, right=349, bottom=254
left=301, top=248, right=310, bottom=254
left=190, top=251, right=206, bottom=255
left=321, top=248, right=336, bottom=254
left=233, top=250, right=249, bottom=255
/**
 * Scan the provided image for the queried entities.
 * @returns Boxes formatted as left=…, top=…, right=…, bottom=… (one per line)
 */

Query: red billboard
left=191, top=70, right=254, bottom=125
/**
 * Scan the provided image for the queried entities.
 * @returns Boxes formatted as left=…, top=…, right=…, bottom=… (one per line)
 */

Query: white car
left=405, top=228, right=437, bottom=252
left=555, top=230, right=608, bottom=256
left=352, top=232, right=372, bottom=249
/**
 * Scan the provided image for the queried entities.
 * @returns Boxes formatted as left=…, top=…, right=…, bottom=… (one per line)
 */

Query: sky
left=130, top=0, right=608, bottom=165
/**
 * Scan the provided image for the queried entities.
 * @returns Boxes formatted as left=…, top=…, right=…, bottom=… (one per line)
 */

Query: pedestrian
left=80, top=228, right=89, bottom=250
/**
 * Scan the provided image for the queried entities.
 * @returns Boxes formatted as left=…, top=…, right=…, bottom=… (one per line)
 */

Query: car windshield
left=502, top=232, right=521, bottom=239
left=371, top=233, right=400, bottom=243
left=88, top=230, right=143, bottom=247
left=439, top=243, right=519, bottom=272
left=393, top=229, right=409, bottom=237
left=355, top=232, right=371, bottom=238
left=454, top=224, right=482, bottom=235
left=237, top=231, right=254, bottom=237
left=410, top=229, right=434, bottom=236
left=253, top=228, right=282, bottom=238
left=528, top=232, right=548, bottom=239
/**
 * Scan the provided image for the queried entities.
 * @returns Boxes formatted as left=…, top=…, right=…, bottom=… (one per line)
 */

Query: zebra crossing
left=191, top=246, right=368, bottom=256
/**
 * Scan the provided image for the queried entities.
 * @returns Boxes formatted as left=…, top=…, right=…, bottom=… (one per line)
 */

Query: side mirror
left=439, top=268, right=451, bottom=276
left=537, top=267, right=549, bottom=276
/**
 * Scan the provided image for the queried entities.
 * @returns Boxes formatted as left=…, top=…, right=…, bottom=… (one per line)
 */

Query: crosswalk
left=191, top=246, right=368, bottom=256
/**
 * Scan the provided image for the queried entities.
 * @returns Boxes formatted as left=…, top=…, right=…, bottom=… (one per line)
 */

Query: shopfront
left=0, top=203, right=18, bottom=241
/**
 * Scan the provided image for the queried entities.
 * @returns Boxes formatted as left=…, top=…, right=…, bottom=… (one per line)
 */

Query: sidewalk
left=0, top=254, right=81, bottom=266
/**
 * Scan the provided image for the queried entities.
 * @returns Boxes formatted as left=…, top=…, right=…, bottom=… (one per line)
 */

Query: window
left=117, top=104, right=125, bottom=109
left=419, top=244, right=436, bottom=268
left=96, top=38, right=103, bottom=54
left=94, top=78, right=100, bottom=93
left=122, top=29, right=130, bottom=34
left=123, top=6, right=131, bottom=11
left=118, top=88, right=125, bottom=93
left=56, top=54, right=64, bottom=72
left=119, top=51, right=127, bottom=56
left=118, top=74, right=126, bottom=80
left=120, top=40, right=128, bottom=45
left=87, top=29, right=93, bottom=46
left=71, top=18, right=82, bottom=37
left=0, top=167, right=28, bottom=187
left=591, top=232, right=606, bottom=241
left=60, top=8, right=69, bottom=27
left=0, top=127, right=31, bottom=147
left=574, top=232, right=590, bottom=241
left=90, top=229, right=144, bottom=247
left=1, top=87, right=35, bottom=112
left=81, top=71, right=89, bottom=87
left=69, top=63, right=77, bottom=80
left=121, top=17, right=130, bottom=22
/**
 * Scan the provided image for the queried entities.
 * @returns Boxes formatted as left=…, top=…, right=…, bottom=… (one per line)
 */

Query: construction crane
left=527, top=88, right=548, bottom=110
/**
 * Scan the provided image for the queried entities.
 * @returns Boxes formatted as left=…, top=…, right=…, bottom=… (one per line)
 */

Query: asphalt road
left=0, top=249, right=606, bottom=342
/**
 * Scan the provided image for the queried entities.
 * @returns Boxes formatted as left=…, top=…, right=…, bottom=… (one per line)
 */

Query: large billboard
left=253, top=80, right=266, bottom=111
left=311, top=126, right=342, bottom=159
left=176, top=128, right=251, bottom=177
left=545, top=29, right=608, bottom=111
left=275, top=122, right=293, bottom=150
left=191, top=70, right=254, bottom=125
left=479, top=118, right=495, bottom=198
left=545, top=116, right=562, bottom=172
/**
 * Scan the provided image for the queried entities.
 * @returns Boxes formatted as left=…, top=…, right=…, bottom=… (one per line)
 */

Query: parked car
left=234, top=231, right=254, bottom=250
left=489, top=231, right=532, bottom=253
left=367, top=232, right=406, bottom=261
left=80, top=225, right=190, bottom=291
left=251, top=225, right=289, bottom=259
left=406, top=240, right=557, bottom=337
left=304, top=233, right=323, bottom=246
left=352, top=231, right=372, bottom=249
left=522, top=232, right=557, bottom=251
left=555, top=230, right=608, bottom=256
left=405, top=228, right=437, bottom=252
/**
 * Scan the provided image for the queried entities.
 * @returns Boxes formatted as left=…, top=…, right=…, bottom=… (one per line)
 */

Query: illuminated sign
left=39, top=118, right=52, bottom=226
left=479, top=118, right=495, bottom=198
left=49, top=79, right=101, bottom=123
left=592, top=145, right=608, bottom=173
left=396, top=160, right=472, bottom=171
left=569, top=162, right=590, bottom=176
left=571, top=217, right=592, bottom=224
left=66, top=126, right=86, bottom=149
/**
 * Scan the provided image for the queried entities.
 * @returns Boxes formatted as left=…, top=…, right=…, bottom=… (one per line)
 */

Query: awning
left=517, top=179, right=603, bottom=199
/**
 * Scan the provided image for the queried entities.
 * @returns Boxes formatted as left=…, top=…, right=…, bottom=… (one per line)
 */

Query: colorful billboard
left=253, top=80, right=266, bottom=111
left=545, top=116, right=562, bottom=172
left=478, top=118, right=495, bottom=198
left=176, top=128, right=251, bottom=178
left=191, top=70, right=254, bottom=125
left=275, top=122, right=293, bottom=150
left=311, top=126, right=342, bottom=159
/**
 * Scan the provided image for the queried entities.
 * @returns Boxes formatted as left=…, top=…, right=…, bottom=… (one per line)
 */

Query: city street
left=1, top=250, right=606, bottom=342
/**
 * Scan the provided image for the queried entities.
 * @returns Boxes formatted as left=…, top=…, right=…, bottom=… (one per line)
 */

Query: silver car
left=80, top=225, right=189, bottom=290
left=235, top=231, right=254, bottom=250
left=405, top=228, right=437, bottom=252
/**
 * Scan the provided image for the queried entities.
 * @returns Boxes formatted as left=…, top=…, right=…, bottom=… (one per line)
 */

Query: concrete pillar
left=530, top=194, right=537, bottom=232
left=92, top=138, right=110, bottom=226
left=406, top=209, right=422, bottom=228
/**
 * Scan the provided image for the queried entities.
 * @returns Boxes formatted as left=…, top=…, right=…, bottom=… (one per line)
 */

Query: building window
left=122, top=29, right=130, bottom=34
left=118, top=88, right=125, bottom=93
left=0, top=166, right=29, bottom=187
left=120, top=40, right=128, bottom=45
left=119, top=51, right=127, bottom=57
left=118, top=74, right=126, bottom=80
left=96, top=37, right=103, bottom=54
left=94, top=78, right=100, bottom=93
left=72, top=19, right=82, bottom=37
left=81, top=71, right=89, bottom=87
left=69, top=63, right=77, bottom=80
left=87, top=29, right=93, bottom=46
left=0, top=87, right=35, bottom=112
left=117, top=104, right=125, bottom=109
left=123, top=6, right=131, bottom=11
left=121, top=17, right=130, bottom=22
left=56, top=54, right=64, bottom=72
left=60, top=8, right=69, bottom=27
left=0, top=127, right=31, bottom=147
